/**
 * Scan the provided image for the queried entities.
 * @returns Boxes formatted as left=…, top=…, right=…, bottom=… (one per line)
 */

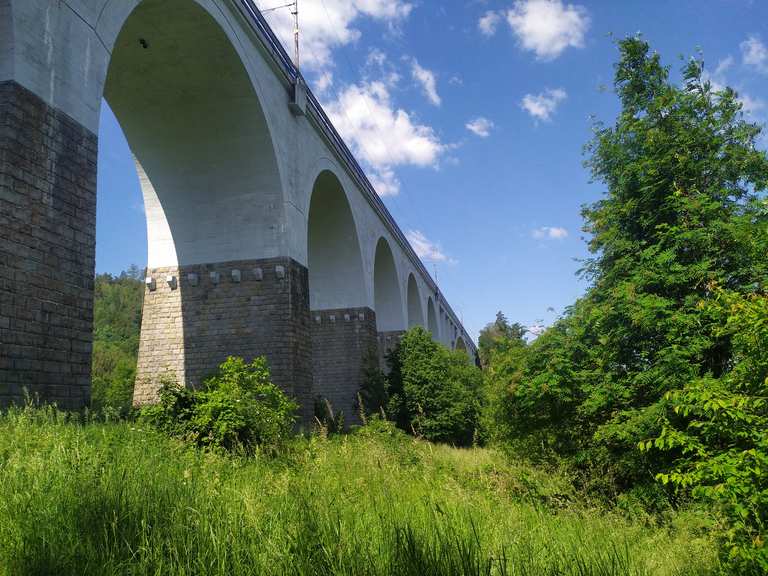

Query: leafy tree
left=387, top=327, right=482, bottom=446
left=489, top=36, right=768, bottom=490
left=91, top=271, right=144, bottom=414
left=478, top=311, right=526, bottom=367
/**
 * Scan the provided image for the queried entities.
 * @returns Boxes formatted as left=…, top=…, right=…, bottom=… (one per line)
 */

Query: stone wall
left=0, top=81, right=97, bottom=409
left=134, top=257, right=313, bottom=422
left=310, top=306, right=377, bottom=424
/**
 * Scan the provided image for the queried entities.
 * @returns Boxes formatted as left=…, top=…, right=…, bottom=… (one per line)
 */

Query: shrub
left=387, top=327, right=482, bottom=446
left=140, top=356, right=297, bottom=451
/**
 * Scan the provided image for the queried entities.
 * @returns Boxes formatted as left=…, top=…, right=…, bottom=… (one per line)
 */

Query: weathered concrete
left=0, top=0, right=477, bottom=413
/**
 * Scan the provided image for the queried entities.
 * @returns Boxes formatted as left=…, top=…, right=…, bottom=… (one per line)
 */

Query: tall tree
left=494, top=37, right=768, bottom=488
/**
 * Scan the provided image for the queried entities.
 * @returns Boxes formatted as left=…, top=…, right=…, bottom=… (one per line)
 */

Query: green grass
left=0, top=408, right=718, bottom=575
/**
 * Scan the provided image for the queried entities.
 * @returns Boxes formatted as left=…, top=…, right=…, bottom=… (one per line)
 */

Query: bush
left=140, top=356, right=297, bottom=451
left=387, top=327, right=482, bottom=446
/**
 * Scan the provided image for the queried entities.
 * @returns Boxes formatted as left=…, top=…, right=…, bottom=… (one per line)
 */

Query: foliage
left=0, top=407, right=719, bottom=575
left=140, top=356, right=297, bottom=451
left=478, top=311, right=526, bottom=367
left=643, top=289, right=768, bottom=573
left=358, top=347, right=389, bottom=417
left=313, top=396, right=345, bottom=434
left=485, top=35, right=768, bottom=486
left=387, top=327, right=483, bottom=446
left=91, top=269, right=144, bottom=415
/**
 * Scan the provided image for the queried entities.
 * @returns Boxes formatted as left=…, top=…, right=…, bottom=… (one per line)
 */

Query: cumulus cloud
left=506, top=0, right=589, bottom=60
left=532, top=226, right=568, bottom=240
left=465, top=117, right=494, bottom=137
left=741, top=35, right=768, bottom=74
left=325, top=81, right=445, bottom=196
left=703, top=56, right=765, bottom=117
left=313, top=71, right=334, bottom=96
left=521, top=88, right=567, bottom=122
left=478, top=10, right=501, bottom=36
left=411, top=59, right=441, bottom=106
left=406, top=230, right=453, bottom=263
left=260, top=0, right=413, bottom=71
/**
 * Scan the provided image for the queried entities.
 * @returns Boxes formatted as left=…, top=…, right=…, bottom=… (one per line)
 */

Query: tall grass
left=0, top=407, right=717, bottom=575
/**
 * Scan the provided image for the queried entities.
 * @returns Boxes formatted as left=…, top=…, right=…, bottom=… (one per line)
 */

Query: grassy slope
left=0, top=410, right=717, bottom=576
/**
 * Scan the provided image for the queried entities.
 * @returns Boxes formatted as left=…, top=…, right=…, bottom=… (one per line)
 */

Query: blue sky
left=96, top=0, right=768, bottom=341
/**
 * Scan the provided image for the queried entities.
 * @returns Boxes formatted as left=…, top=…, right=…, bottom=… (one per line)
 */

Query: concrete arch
left=307, top=170, right=366, bottom=310
left=455, top=336, right=467, bottom=354
left=374, top=237, right=405, bottom=332
left=427, top=297, right=439, bottom=338
left=103, top=0, right=284, bottom=268
left=406, top=273, right=425, bottom=328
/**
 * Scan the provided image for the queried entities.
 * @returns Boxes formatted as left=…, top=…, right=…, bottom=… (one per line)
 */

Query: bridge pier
left=135, top=258, right=313, bottom=421
left=310, top=307, right=378, bottom=424
left=0, top=81, right=97, bottom=409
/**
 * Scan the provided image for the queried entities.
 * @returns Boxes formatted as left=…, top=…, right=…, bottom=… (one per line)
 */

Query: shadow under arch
left=374, top=237, right=406, bottom=373
left=307, top=170, right=366, bottom=310
left=427, top=296, right=439, bottom=339
left=104, top=0, right=304, bottom=407
left=307, top=170, right=377, bottom=423
left=406, top=273, right=424, bottom=328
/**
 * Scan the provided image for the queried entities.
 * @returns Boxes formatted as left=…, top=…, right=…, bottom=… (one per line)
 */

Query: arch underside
left=407, top=274, right=424, bottom=329
left=109, top=0, right=311, bottom=419
left=374, top=238, right=405, bottom=333
left=427, top=297, right=439, bottom=339
left=104, top=0, right=283, bottom=269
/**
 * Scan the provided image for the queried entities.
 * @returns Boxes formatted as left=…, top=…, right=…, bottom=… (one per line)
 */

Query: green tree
left=644, top=289, right=768, bottom=572
left=490, top=36, right=768, bottom=489
left=387, top=327, right=483, bottom=446
left=91, top=270, right=144, bottom=414
left=478, top=311, right=526, bottom=367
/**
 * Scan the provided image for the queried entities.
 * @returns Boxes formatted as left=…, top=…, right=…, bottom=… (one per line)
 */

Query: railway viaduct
left=0, top=0, right=476, bottom=421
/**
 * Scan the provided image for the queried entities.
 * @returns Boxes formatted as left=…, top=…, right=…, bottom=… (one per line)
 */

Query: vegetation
left=91, top=268, right=143, bottom=415
left=140, top=356, right=297, bottom=451
left=385, top=327, right=483, bottom=447
left=0, top=406, right=718, bottom=576
left=482, top=37, right=768, bottom=573
left=25, top=34, right=767, bottom=574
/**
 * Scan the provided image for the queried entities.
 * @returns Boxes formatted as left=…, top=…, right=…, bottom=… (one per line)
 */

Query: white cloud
left=739, top=93, right=765, bottom=115
left=260, top=0, right=413, bottom=71
left=741, top=35, right=768, bottom=74
left=312, top=71, right=334, bottom=96
left=406, top=230, right=453, bottom=263
left=521, top=88, right=567, bottom=122
left=465, top=117, right=494, bottom=137
left=325, top=81, right=445, bottom=196
left=703, top=57, right=764, bottom=117
left=478, top=10, right=501, bottom=36
left=506, top=0, right=589, bottom=61
left=715, top=56, right=734, bottom=77
left=411, top=59, right=441, bottom=106
left=532, top=226, right=568, bottom=240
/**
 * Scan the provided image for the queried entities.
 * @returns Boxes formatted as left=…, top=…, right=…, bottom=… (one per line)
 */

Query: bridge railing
left=235, top=0, right=475, bottom=352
